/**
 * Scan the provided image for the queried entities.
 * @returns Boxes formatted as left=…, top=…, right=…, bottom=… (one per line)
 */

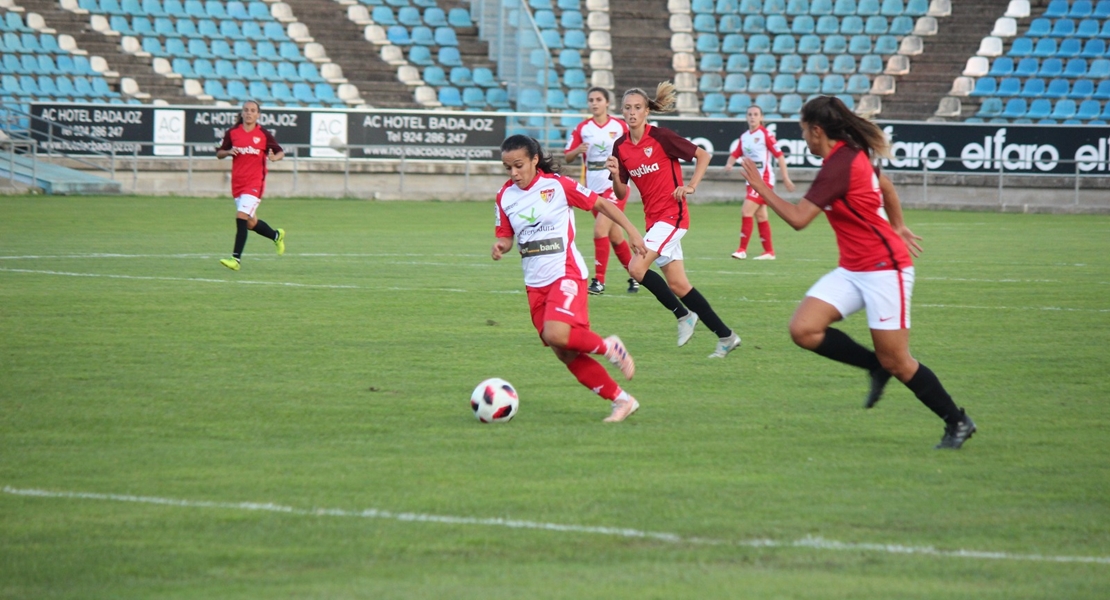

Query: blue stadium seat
left=978, top=97, right=1006, bottom=118
left=723, top=73, right=748, bottom=92
left=408, top=45, right=434, bottom=66
left=787, top=0, right=810, bottom=14
left=413, top=0, right=438, bottom=8
left=874, top=35, right=897, bottom=54
left=172, top=57, right=195, bottom=77
left=142, top=0, right=167, bottom=17
left=772, top=73, right=797, bottom=92
left=748, top=34, right=771, bottom=53
left=833, top=0, right=855, bottom=16
left=372, top=7, right=396, bottom=25
left=1076, top=18, right=1099, bottom=38
left=280, top=41, right=305, bottom=61
left=1088, top=58, right=1110, bottom=78
left=19, top=55, right=39, bottom=75
left=1039, top=58, right=1063, bottom=77
left=889, top=15, right=912, bottom=35
left=1045, top=78, right=1071, bottom=98
left=313, top=83, right=338, bottom=105
left=203, top=79, right=227, bottom=100
left=398, top=7, right=423, bottom=27
left=880, top=0, right=903, bottom=16
left=564, top=68, right=586, bottom=88
left=462, top=87, right=486, bottom=109
left=559, top=49, right=583, bottom=68
left=1050, top=18, right=1076, bottom=38
left=447, top=8, right=473, bottom=28
left=290, top=82, right=312, bottom=104
left=236, top=61, right=260, bottom=81
left=1064, top=58, right=1088, bottom=78
left=764, top=0, right=786, bottom=13
left=722, top=34, right=746, bottom=53
left=821, top=73, right=846, bottom=93
left=697, top=34, right=721, bottom=52
left=780, top=93, right=804, bottom=114
left=728, top=93, right=753, bottom=113
left=534, top=9, right=557, bottom=29
left=859, top=54, right=882, bottom=73
left=257, top=61, right=278, bottom=80
left=423, top=66, right=448, bottom=86
left=726, top=53, right=751, bottom=71
left=1044, top=0, right=1069, bottom=18
left=272, top=81, right=296, bottom=103
left=797, top=73, right=822, bottom=93
left=1013, top=57, right=1039, bottom=77
left=701, top=53, right=725, bottom=71
left=1032, top=38, right=1058, bottom=58
left=702, top=92, right=726, bottom=114
left=753, top=53, right=777, bottom=72
left=832, top=54, right=856, bottom=73
left=847, top=74, right=871, bottom=93
left=806, top=54, right=830, bottom=73
left=987, top=57, right=1014, bottom=77
left=865, top=15, right=888, bottom=34
left=743, top=15, right=766, bottom=33
left=767, top=15, right=791, bottom=34
left=41, top=34, right=61, bottom=54
left=141, top=37, right=164, bottom=56
left=194, top=59, right=215, bottom=78
left=38, top=76, right=60, bottom=97
left=748, top=73, right=772, bottom=92
left=413, top=26, right=437, bottom=46
left=438, top=86, right=462, bottom=108
left=472, top=67, right=496, bottom=88
left=719, top=14, right=743, bottom=33
left=815, top=15, right=839, bottom=34
left=163, top=0, right=185, bottom=16
left=565, top=30, right=586, bottom=49
left=566, top=88, right=587, bottom=109
left=1096, top=0, right=1110, bottom=18
left=740, top=0, right=762, bottom=13
left=546, top=89, right=567, bottom=109
left=1057, top=38, right=1081, bottom=58
left=772, top=34, right=796, bottom=53
left=541, top=29, right=563, bottom=48
left=108, top=15, right=132, bottom=35
left=798, top=34, right=822, bottom=53
left=1096, top=80, right=1110, bottom=99
left=858, top=0, right=880, bottom=15
left=1076, top=99, right=1101, bottom=119
left=793, top=14, right=816, bottom=34
left=1008, top=37, right=1033, bottom=57
left=755, top=93, right=778, bottom=113
left=1018, top=78, right=1046, bottom=98
left=692, top=0, right=714, bottom=12
left=55, top=76, right=76, bottom=98
left=997, top=77, right=1021, bottom=96
left=700, top=73, right=724, bottom=92
left=824, top=34, right=847, bottom=53
left=274, top=61, right=299, bottom=82
left=780, top=53, right=804, bottom=73
left=718, top=0, right=740, bottom=12
left=73, top=76, right=94, bottom=97
left=1027, top=18, right=1051, bottom=37
left=215, top=59, right=238, bottom=80
left=841, top=15, right=863, bottom=34
left=447, top=66, right=473, bottom=87
left=1100, top=21, right=1110, bottom=38
left=387, top=26, right=411, bottom=45
left=1026, top=98, right=1052, bottom=119
left=694, top=13, right=717, bottom=32
left=487, top=88, right=510, bottom=108
left=3, top=55, right=25, bottom=76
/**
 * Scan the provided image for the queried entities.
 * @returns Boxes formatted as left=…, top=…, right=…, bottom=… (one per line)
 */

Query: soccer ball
left=470, top=378, right=519, bottom=423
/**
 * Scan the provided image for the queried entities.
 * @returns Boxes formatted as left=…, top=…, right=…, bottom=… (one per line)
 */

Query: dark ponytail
left=800, top=96, right=889, bottom=159
left=500, top=134, right=561, bottom=175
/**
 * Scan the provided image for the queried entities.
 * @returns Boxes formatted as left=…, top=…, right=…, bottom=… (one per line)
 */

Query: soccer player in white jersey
left=492, top=135, right=647, bottom=423
left=564, top=87, right=639, bottom=296
left=724, top=105, right=795, bottom=260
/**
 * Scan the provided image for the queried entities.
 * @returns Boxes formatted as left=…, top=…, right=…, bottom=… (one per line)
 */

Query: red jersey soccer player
left=492, top=135, right=646, bottom=423
left=215, top=100, right=286, bottom=271
left=605, top=82, right=741, bottom=359
left=738, top=96, right=976, bottom=450
left=723, top=105, right=795, bottom=260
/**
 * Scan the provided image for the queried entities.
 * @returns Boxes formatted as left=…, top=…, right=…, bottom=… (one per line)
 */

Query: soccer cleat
left=677, top=311, right=699, bottom=346
left=588, top=278, right=605, bottom=295
left=219, top=257, right=241, bottom=271
left=627, top=278, right=640, bottom=293
left=708, top=332, right=742, bottom=358
left=603, top=395, right=640, bottom=423
left=731, top=250, right=747, bottom=259
left=274, top=228, right=285, bottom=255
left=752, top=252, right=776, bottom=260
left=603, top=335, right=635, bottom=380
left=864, top=368, right=893, bottom=409
left=935, top=410, right=976, bottom=449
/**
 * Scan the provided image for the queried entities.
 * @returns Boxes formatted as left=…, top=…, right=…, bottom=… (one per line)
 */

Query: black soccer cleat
left=864, top=367, right=892, bottom=409
left=588, top=278, right=605, bottom=295
left=626, top=278, right=640, bottom=293
left=935, top=410, right=977, bottom=450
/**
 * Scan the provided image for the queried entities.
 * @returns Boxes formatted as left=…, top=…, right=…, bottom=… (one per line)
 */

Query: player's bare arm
left=605, top=156, right=628, bottom=201
left=491, top=236, right=513, bottom=261
left=673, top=147, right=711, bottom=201
left=879, top=173, right=923, bottom=257
left=592, top=199, right=646, bottom=256
left=739, top=157, right=821, bottom=230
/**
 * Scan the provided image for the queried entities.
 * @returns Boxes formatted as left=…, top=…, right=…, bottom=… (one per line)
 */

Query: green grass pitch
left=1, top=194, right=1108, bottom=599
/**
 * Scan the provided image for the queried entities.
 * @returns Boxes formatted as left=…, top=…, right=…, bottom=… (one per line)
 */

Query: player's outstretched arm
left=593, top=199, right=646, bottom=256
left=739, top=157, right=821, bottom=230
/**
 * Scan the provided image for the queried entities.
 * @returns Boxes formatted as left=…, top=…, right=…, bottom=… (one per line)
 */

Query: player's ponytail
left=800, top=96, right=889, bottom=159
left=622, top=81, right=678, bottom=114
left=500, top=134, right=561, bottom=175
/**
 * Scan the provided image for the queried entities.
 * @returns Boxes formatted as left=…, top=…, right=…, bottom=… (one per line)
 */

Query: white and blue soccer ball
left=470, top=378, right=519, bottom=423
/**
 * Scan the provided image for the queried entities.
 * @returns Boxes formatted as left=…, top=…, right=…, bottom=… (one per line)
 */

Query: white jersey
left=564, top=116, right=628, bottom=198
left=495, top=172, right=599, bottom=288
left=730, top=126, right=784, bottom=187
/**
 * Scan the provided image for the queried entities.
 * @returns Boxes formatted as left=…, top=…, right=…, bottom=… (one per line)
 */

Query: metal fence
left=471, top=0, right=551, bottom=113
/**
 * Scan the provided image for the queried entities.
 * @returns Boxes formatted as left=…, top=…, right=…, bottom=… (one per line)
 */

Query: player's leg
left=732, top=193, right=759, bottom=259
left=590, top=211, right=612, bottom=294
left=627, top=226, right=693, bottom=327
left=754, top=204, right=775, bottom=259
left=662, top=259, right=740, bottom=356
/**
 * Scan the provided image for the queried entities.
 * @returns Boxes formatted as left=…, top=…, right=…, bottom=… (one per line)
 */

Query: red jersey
left=219, top=123, right=282, bottom=198
left=805, top=142, right=913, bottom=272
left=612, top=124, right=698, bottom=230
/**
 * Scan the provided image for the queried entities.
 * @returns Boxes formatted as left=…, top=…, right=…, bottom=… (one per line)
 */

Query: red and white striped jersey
left=495, top=171, right=599, bottom=288
left=565, top=116, right=628, bottom=196
left=729, top=126, right=784, bottom=187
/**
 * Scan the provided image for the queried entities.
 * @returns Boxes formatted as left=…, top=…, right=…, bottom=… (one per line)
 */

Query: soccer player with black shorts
left=606, top=82, right=742, bottom=359
left=738, top=95, right=976, bottom=449
left=215, top=100, right=286, bottom=271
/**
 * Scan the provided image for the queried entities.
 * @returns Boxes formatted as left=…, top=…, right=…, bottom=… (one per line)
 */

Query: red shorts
left=745, top=184, right=766, bottom=205
left=591, top=188, right=629, bottom=217
left=527, top=277, right=591, bottom=344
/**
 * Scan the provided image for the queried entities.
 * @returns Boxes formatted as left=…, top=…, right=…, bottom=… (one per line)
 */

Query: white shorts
left=806, top=266, right=915, bottom=330
left=643, top=221, right=686, bottom=267
left=235, top=194, right=261, bottom=218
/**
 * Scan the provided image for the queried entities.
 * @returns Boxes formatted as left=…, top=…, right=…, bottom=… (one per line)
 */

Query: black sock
left=905, top=363, right=962, bottom=424
left=232, top=218, right=248, bottom=259
left=252, top=219, right=277, bottom=240
left=638, top=270, right=689, bottom=319
left=812, top=327, right=883, bottom=371
left=679, top=287, right=732, bottom=338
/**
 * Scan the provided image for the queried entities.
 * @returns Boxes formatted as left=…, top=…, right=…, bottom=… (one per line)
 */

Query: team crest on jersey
left=539, top=188, right=555, bottom=203
left=608, top=131, right=616, bottom=139
left=253, top=137, right=261, bottom=144
left=644, top=147, right=653, bottom=157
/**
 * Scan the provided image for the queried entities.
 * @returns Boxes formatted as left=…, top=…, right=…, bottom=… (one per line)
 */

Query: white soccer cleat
left=603, top=396, right=640, bottom=422
left=731, top=250, right=747, bottom=259
left=752, top=253, right=776, bottom=260
left=603, top=335, right=635, bottom=380
left=677, top=311, right=699, bottom=347
left=708, top=332, right=742, bottom=358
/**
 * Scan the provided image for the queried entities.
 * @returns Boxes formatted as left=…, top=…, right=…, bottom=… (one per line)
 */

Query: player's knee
left=627, top=263, right=648, bottom=281
left=789, top=323, right=821, bottom=350
left=541, top=327, right=569, bottom=349
left=668, top=280, right=692, bottom=296
left=877, top=352, right=915, bottom=380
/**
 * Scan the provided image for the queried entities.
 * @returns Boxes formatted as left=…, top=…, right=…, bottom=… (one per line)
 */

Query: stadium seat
left=1018, top=78, right=1045, bottom=98
left=1007, top=37, right=1033, bottom=57
left=215, top=59, right=238, bottom=80
left=1032, top=38, right=1058, bottom=58
left=1013, top=57, right=1038, bottom=77
left=438, top=86, right=462, bottom=107
left=792, top=15, right=816, bottom=34
left=1027, top=18, right=1051, bottom=37
left=719, top=14, right=743, bottom=33
left=409, top=46, right=434, bottom=66
left=697, top=34, right=720, bottom=53
left=874, top=35, right=897, bottom=54
left=816, top=15, right=839, bottom=35
left=188, top=39, right=214, bottom=59
left=810, top=0, right=833, bottom=14
left=487, top=88, right=510, bottom=108
left=1076, top=99, right=1101, bottom=119
left=236, top=61, right=260, bottom=81
left=821, top=73, right=846, bottom=93
left=1039, top=58, right=1063, bottom=78
left=797, top=73, right=822, bottom=93
left=546, top=89, right=568, bottom=109
left=1089, top=58, right=1110, bottom=78
left=905, top=0, right=927, bottom=15
left=997, top=98, right=1024, bottom=118
left=780, top=53, right=803, bottom=73
left=726, top=53, right=751, bottom=71
left=387, top=26, right=411, bottom=46
left=767, top=15, right=791, bottom=34
left=1026, top=98, right=1052, bottom=119
left=694, top=14, right=717, bottom=33
left=702, top=92, right=726, bottom=114
left=541, top=29, right=563, bottom=48
left=753, top=54, right=777, bottom=72
left=859, top=54, right=883, bottom=74
left=798, top=34, right=822, bottom=54
left=423, top=66, right=448, bottom=86
left=773, top=73, right=797, bottom=92
left=743, top=15, right=766, bottom=33
left=699, top=73, right=724, bottom=92
left=748, top=34, right=771, bottom=53
left=1058, top=38, right=1081, bottom=59
left=880, top=0, right=903, bottom=15
left=372, top=7, right=397, bottom=25
left=780, top=93, right=804, bottom=115
left=832, top=54, right=856, bottom=73
left=865, top=15, right=888, bottom=34
left=567, top=89, right=587, bottom=109
left=257, top=61, right=278, bottom=81
left=460, top=87, right=485, bottom=109
left=1050, top=19, right=1076, bottom=38
left=1076, top=19, right=1100, bottom=38
left=728, top=93, right=753, bottom=113
left=447, top=8, right=473, bottom=28
left=997, top=77, right=1021, bottom=96
left=723, top=73, right=748, bottom=92
left=787, top=0, right=810, bottom=14
left=890, top=15, right=913, bottom=35
left=206, top=79, right=229, bottom=100
left=841, top=16, right=864, bottom=35
left=755, top=93, right=778, bottom=113
left=764, top=0, right=787, bottom=12
left=824, top=34, right=847, bottom=54
left=559, top=49, right=583, bottom=68
left=772, top=34, right=796, bottom=53
left=1064, top=58, right=1088, bottom=78
left=1044, top=78, right=1070, bottom=98
left=692, top=0, right=714, bottom=11
left=701, top=53, right=725, bottom=72
left=806, top=54, right=830, bottom=73
left=722, top=34, right=746, bottom=53
left=748, top=73, right=772, bottom=92
left=1096, top=0, right=1110, bottom=17
left=565, top=30, right=586, bottom=49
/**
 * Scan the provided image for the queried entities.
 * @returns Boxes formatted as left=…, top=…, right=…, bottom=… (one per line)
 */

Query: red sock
left=739, top=217, right=754, bottom=251
left=565, top=327, right=606, bottom=354
left=593, top=237, right=610, bottom=283
left=612, top=240, right=632, bottom=270
left=758, top=220, right=774, bottom=255
left=566, top=354, right=621, bottom=401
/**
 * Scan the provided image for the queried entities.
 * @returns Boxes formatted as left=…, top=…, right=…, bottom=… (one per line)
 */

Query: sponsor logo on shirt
left=519, top=237, right=564, bottom=258
left=232, top=146, right=262, bottom=155
left=628, top=162, right=660, bottom=178
left=520, top=207, right=540, bottom=224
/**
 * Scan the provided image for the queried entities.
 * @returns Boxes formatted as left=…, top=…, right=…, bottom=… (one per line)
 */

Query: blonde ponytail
left=622, top=81, right=678, bottom=114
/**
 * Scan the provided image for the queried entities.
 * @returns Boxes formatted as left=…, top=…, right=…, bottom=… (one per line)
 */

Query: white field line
left=2, top=268, right=1107, bottom=312
left=3, top=486, right=1108, bottom=565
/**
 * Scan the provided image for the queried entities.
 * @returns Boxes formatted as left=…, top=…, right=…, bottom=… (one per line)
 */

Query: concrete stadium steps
left=879, top=0, right=1013, bottom=120
left=0, top=151, right=122, bottom=194
left=280, top=0, right=415, bottom=108
left=436, top=0, right=497, bottom=71
left=609, top=0, right=674, bottom=94
left=18, top=0, right=197, bottom=105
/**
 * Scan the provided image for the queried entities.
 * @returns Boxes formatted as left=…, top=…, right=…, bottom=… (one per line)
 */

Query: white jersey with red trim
left=564, top=116, right=628, bottom=197
left=730, top=126, right=783, bottom=187
left=495, top=172, right=599, bottom=288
